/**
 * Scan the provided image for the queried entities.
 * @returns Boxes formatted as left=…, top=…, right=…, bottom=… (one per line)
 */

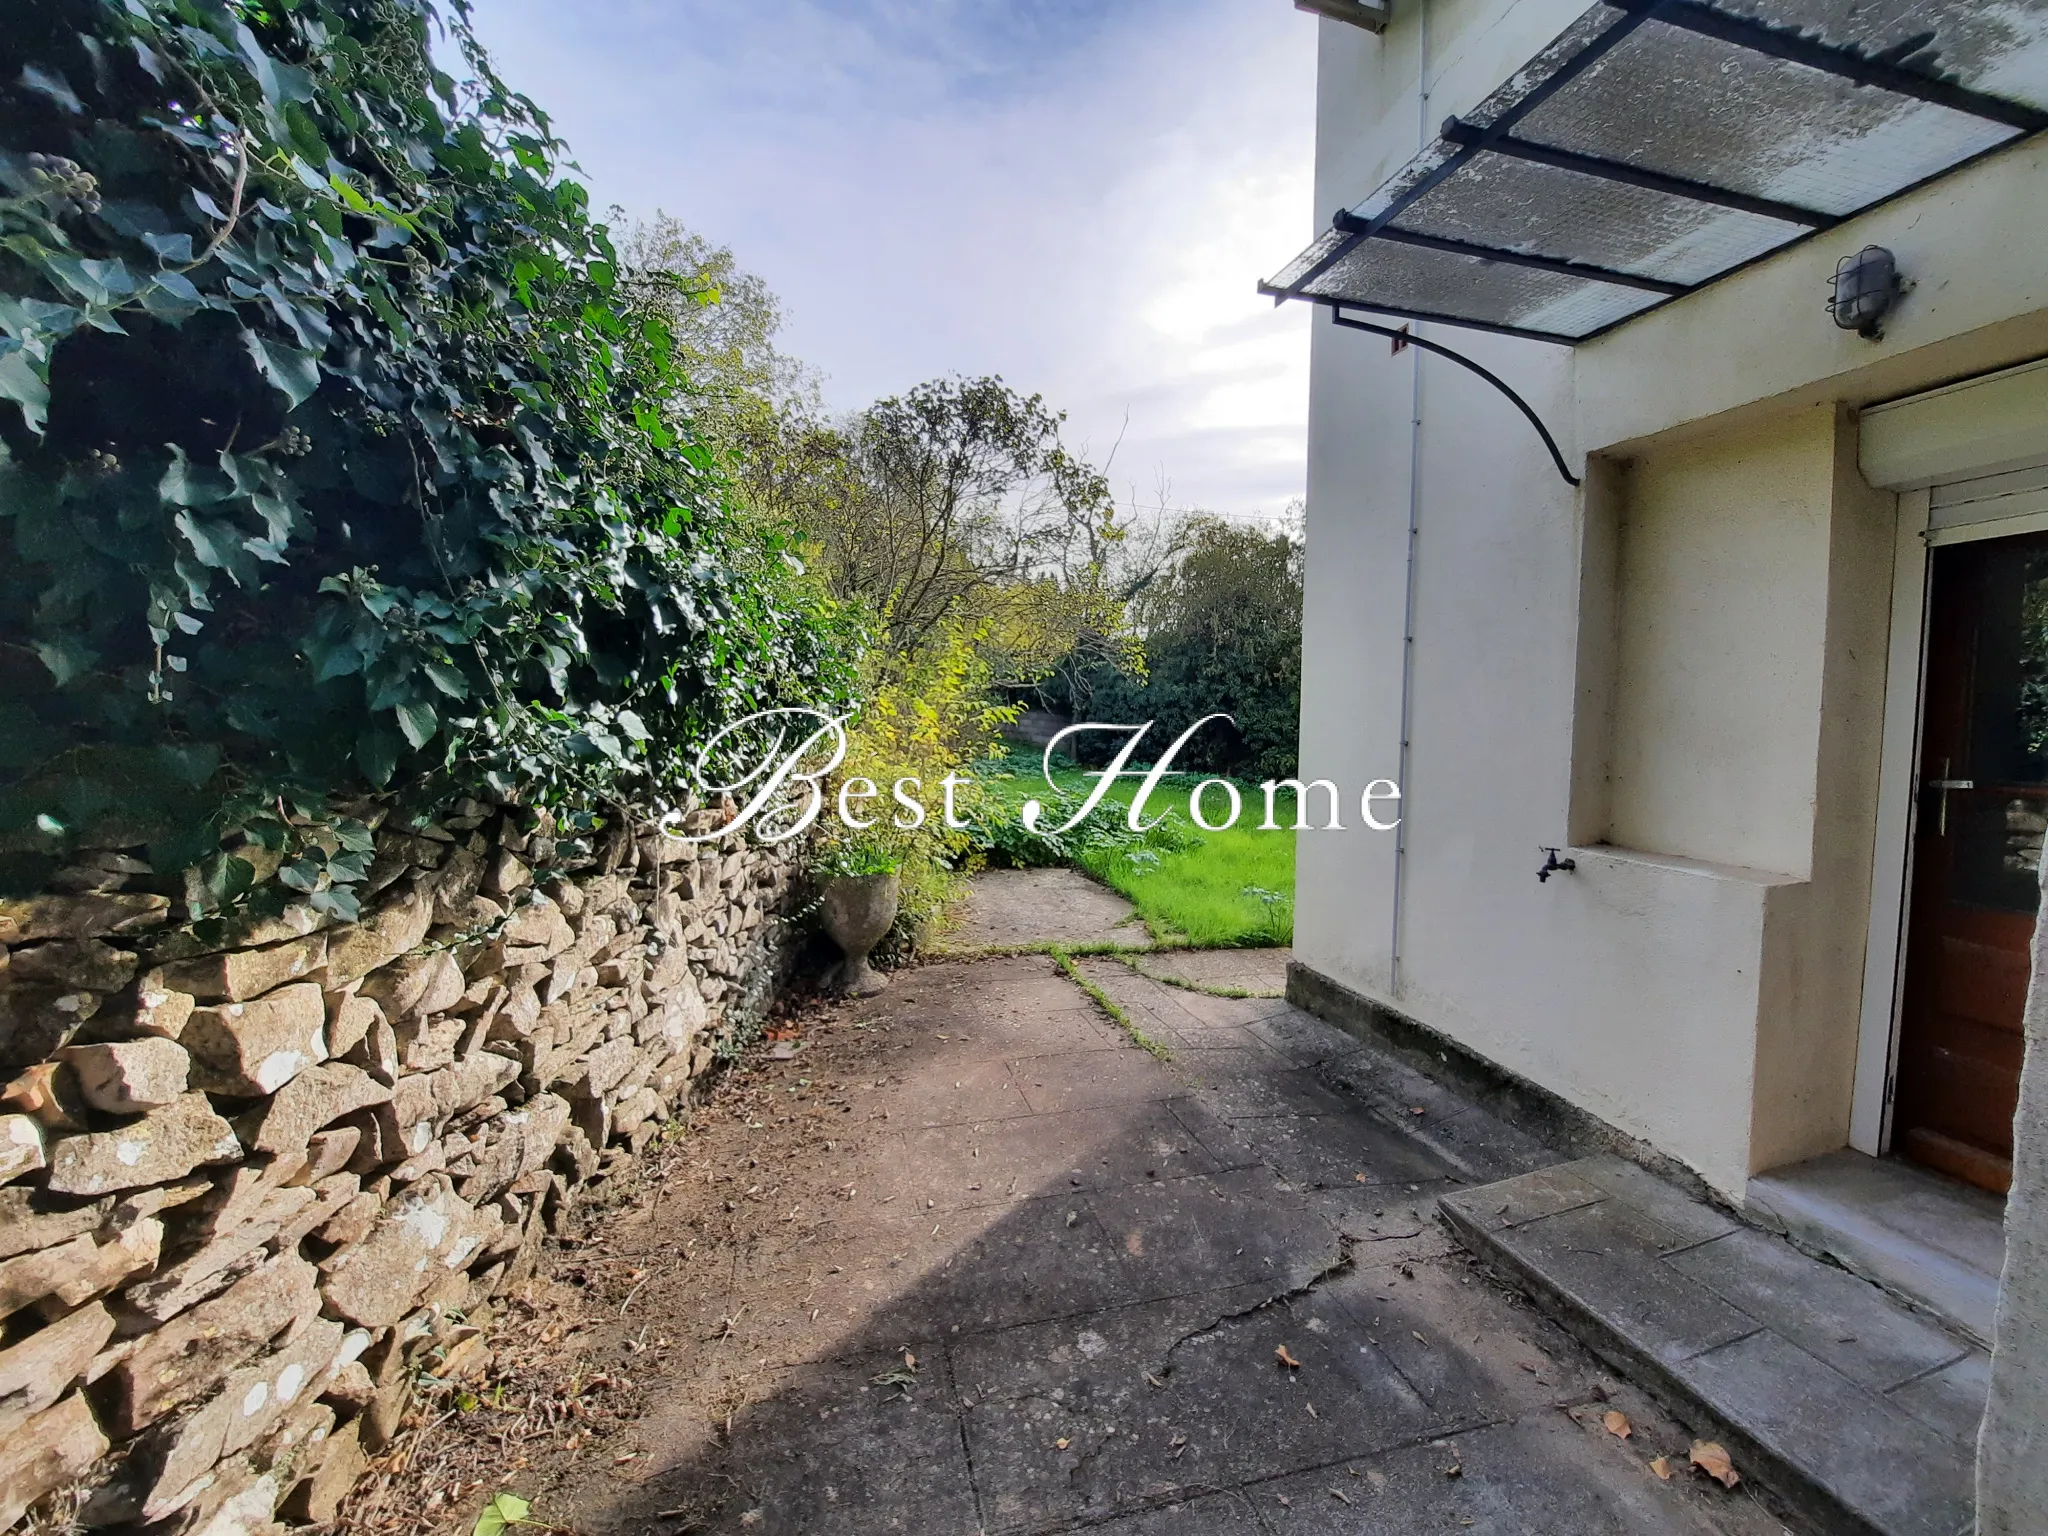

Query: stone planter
left=820, top=872, right=899, bottom=997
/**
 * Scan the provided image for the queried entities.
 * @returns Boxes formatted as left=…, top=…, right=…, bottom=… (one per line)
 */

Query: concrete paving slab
left=1243, top=1006, right=1366, bottom=1068
left=1172, top=1053, right=1361, bottom=1120
left=876, top=1102, right=1225, bottom=1211
left=704, top=1346, right=979, bottom=1535
left=1258, top=1413, right=1760, bottom=1535
left=894, top=1055, right=1036, bottom=1128
left=1683, top=1329, right=1975, bottom=1536
left=1884, top=1350, right=1992, bottom=1447
left=1465, top=1199, right=1766, bottom=1365
left=1132, top=949, right=1291, bottom=997
left=1665, top=1227, right=1969, bottom=1393
left=1445, top=1156, right=1987, bottom=1536
left=1089, top=1166, right=1341, bottom=1295
left=1009, top=1047, right=1183, bottom=1116
left=937, top=867, right=1153, bottom=951
left=1200, top=1101, right=1453, bottom=1195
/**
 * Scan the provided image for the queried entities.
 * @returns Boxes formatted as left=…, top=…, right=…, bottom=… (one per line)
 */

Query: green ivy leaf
left=394, top=698, right=438, bottom=749
left=242, top=330, right=322, bottom=408
left=473, top=1493, right=532, bottom=1536
left=355, top=726, right=400, bottom=788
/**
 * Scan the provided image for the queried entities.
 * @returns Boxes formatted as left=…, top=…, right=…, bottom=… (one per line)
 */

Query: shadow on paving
left=562, top=957, right=1789, bottom=1536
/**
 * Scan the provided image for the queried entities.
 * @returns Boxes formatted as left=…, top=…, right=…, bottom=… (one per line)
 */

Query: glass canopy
left=1263, top=0, right=2048, bottom=343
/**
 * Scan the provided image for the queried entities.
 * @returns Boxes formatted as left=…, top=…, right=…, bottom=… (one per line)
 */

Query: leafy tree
left=617, top=213, right=816, bottom=460
left=0, top=0, right=853, bottom=914
left=1056, top=514, right=1303, bottom=781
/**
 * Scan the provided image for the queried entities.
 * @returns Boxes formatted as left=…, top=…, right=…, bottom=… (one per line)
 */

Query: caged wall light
left=1829, top=246, right=1907, bottom=340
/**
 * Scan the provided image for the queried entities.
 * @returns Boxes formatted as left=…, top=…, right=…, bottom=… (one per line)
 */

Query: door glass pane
left=1950, top=542, right=2048, bottom=912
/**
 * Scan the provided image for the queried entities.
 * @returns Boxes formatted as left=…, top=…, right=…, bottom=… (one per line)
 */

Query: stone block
left=160, top=935, right=327, bottom=1004
left=242, top=1062, right=391, bottom=1156
left=324, top=992, right=382, bottom=1059
left=43, top=1214, right=163, bottom=1310
left=316, top=1190, right=383, bottom=1248
left=183, top=983, right=328, bottom=1097
left=0, top=1114, right=45, bottom=1183
left=273, top=1173, right=362, bottom=1251
left=9, top=937, right=139, bottom=992
left=0, top=1060, right=88, bottom=1130
left=395, top=1013, right=464, bottom=1073
left=433, top=1053, right=520, bottom=1120
left=294, top=1126, right=362, bottom=1186
left=322, top=890, right=432, bottom=988
left=61, top=1037, right=191, bottom=1113
left=486, top=850, right=531, bottom=898
left=45, top=1093, right=241, bottom=1196
left=360, top=950, right=463, bottom=1021
left=0, top=1234, right=98, bottom=1322
left=612, top=1086, right=662, bottom=1138
left=131, top=974, right=199, bottom=1039
left=280, top=1417, right=364, bottom=1523
left=122, top=1220, right=276, bottom=1325
left=0, top=890, right=167, bottom=945
left=106, top=1255, right=319, bottom=1434
left=343, top=1010, right=400, bottom=1085
left=318, top=1359, right=374, bottom=1415
left=0, top=1187, right=108, bottom=1260
left=318, top=1178, right=483, bottom=1328
left=419, top=846, right=486, bottom=925
left=0, top=1300, right=113, bottom=1419
left=0, top=1391, right=107, bottom=1530
left=136, top=1320, right=346, bottom=1522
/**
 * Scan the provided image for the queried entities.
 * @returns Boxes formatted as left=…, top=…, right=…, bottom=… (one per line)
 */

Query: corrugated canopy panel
left=1264, top=0, right=2048, bottom=343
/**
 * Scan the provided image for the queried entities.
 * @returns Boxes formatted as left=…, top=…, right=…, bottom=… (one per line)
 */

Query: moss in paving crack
left=1049, top=948, right=1172, bottom=1061
left=1108, top=953, right=1282, bottom=1001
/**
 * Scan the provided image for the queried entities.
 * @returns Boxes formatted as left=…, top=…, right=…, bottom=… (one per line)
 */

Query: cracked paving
left=414, top=931, right=1796, bottom=1536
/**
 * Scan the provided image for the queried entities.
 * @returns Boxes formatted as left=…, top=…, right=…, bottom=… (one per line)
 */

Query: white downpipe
left=1389, top=0, right=1429, bottom=998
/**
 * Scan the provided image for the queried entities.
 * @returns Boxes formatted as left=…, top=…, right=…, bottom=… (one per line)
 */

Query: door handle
left=1926, top=778, right=1975, bottom=836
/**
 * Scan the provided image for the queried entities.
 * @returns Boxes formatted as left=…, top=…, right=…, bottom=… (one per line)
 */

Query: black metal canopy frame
left=1264, top=0, right=2048, bottom=346
left=1331, top=311, right=1584, bottom=484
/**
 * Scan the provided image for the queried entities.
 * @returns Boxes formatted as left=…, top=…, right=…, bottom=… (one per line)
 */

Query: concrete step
left=1746, top=1150, right=2005, bottom=1347
left=1442, top=1157, right=1985, bottom=1536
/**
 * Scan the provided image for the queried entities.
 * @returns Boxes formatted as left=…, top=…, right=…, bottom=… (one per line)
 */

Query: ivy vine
left=0, top=0, right=857, bottom=919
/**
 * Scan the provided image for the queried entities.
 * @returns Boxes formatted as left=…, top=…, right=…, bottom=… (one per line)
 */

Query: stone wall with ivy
left=0, top=801, right=799, bottom=1533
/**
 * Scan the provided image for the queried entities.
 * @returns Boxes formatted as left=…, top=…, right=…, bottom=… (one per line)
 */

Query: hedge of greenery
left=0, top=0, right=855, bottom=919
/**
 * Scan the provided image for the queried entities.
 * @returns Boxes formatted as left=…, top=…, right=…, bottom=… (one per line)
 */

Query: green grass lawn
left=970, top=754, right=1298, bottom=947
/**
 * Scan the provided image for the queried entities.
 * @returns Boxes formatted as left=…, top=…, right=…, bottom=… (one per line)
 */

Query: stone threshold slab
left=1442, top=1157, right=1983, bottom=1536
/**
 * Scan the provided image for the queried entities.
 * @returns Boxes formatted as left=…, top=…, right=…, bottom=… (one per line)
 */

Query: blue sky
left=465, top=0, right=1316, bottom=520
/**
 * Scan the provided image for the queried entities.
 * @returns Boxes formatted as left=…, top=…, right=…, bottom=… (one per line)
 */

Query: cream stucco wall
left=1290, top=2, right=2048, bottom=1198
left=1606, top=411, right=1836, bottom=879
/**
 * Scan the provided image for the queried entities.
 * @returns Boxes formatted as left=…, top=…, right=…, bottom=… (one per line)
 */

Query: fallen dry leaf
left=1603, top=1409, right=1632, bottom=1440
left=1275, top=1345, right=1302, bottom=1369
left=1649, top=1456, right=1673, bottom=1481
left=1055, top=1437, right=1070, bottom=1450
left=1690, top=1440, right=1741, bottom=1488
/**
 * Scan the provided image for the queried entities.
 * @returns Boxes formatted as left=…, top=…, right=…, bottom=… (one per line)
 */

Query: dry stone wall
left=0, top=801, right=803, bottom=1534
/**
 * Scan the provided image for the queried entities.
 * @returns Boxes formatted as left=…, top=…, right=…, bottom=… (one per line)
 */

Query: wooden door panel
left=1930, top=936, right=2031, bottom=1030
left=1895, top=530, right=2048, bottom=1193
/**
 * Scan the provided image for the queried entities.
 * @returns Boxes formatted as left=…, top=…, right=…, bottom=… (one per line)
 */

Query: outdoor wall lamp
left=1829, top=245, right=1906, bottom=340
left=1537, top=848, right=1577, bottom=883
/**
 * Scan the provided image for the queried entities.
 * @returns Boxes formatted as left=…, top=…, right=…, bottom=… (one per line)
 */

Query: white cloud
left=466, top=0, right=1315, bottom=519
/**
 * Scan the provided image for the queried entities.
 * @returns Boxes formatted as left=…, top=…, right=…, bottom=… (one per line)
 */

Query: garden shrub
left=0, top=0, right=854, bottom=917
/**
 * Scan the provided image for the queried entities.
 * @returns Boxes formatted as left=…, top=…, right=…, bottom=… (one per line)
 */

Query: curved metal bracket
left=1331, top=311, right=1582, bottom=487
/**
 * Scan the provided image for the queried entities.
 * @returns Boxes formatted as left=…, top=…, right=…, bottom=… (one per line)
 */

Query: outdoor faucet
left=1537, top=847, right=1576, bottom=883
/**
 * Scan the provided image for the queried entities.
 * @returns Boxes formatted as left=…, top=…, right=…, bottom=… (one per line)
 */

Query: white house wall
left=1292, top=4, right=2047, bottom=1198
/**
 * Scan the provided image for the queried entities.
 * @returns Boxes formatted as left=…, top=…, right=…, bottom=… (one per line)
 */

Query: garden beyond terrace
left=969, top=752, right=1301, bottom=948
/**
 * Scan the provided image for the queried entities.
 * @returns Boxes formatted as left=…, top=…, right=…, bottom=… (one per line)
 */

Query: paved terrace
left=363, top=874, right=1796, bottom=1536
